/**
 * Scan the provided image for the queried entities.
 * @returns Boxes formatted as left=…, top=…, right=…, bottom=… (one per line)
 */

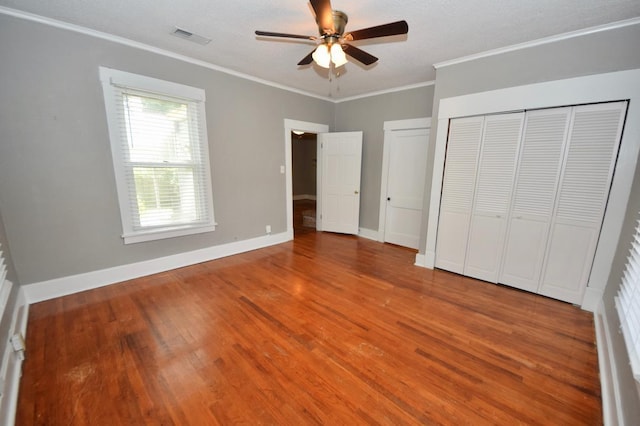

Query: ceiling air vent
left=171, top=27, right=211, bottom=45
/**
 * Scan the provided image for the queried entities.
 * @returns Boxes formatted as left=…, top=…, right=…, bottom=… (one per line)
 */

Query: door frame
left=284, top=119, right=329, bottom=239
left=378, top=117, right=431, bottom=242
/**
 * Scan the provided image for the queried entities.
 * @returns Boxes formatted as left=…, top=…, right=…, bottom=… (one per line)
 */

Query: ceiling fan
left=255, top=0, right=408, bottom=68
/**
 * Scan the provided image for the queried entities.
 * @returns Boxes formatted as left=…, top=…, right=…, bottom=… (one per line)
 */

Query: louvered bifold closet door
left=464, top=113, right=524, bottom=283
left=435, top=116, right=484, bottom=274
left=540, top=101, right=628, bottom=303
left=499, top=108, right=571, bottom=292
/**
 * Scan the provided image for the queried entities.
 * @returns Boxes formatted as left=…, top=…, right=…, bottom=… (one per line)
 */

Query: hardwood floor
left=16, top=232, right=601, bottom=425
left=294, top=199, right=316, bottom=236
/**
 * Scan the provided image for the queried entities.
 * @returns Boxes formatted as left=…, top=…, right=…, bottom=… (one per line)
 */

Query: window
left=99, top=67, right=215, bottom=244
left=0, top=243, right=11, bottom=321
left=616, top=211, right=640, bottom=384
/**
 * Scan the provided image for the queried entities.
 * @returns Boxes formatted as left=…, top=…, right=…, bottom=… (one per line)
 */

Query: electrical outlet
left=266, top=225, right=271, bottom=234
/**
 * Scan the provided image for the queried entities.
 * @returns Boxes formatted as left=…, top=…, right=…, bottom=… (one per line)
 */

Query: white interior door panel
left=319, top=132, right=363, bottom=235
left=383, top=128, right=430, bottom=249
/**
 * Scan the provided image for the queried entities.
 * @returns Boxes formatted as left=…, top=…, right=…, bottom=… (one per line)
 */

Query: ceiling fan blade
left=342, top=44, right=378, bottom=66
left=310, top=0, right=334, bottom=34
left=255, top=30, right=316, bottom=40
left=344, top=20, right=408, bottom=41
left=298, top=49, right=315, bottom=66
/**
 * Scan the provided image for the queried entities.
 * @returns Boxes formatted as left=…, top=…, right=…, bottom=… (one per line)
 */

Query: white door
left=499, top=108, right=571, bottom=292
left=383, top=128, right=430, bottom=249
left=435, top=116, right=484, bottom=274
left=464, top=113, right=524, bottom=283
left=539, top=102, right=627, bottom=303
left=319, top=132, right=363, bottom=235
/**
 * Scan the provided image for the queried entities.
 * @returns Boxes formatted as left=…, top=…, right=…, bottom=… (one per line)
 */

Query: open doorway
left=284, top=119, right=328, bottom=239
left=291, top=131, right=317, bottom=236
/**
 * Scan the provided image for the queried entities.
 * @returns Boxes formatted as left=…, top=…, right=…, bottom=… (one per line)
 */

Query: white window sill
left=122, top=223, right=217, bottom=244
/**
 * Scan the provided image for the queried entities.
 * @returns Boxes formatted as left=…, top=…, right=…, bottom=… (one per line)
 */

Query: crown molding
left=0, top=6, right=337, bottom=102
left=334, top=81, right=435, bottom=103
left=434, top=16, right=640, bottom=69
left=0, top=6, right=436, bottom=103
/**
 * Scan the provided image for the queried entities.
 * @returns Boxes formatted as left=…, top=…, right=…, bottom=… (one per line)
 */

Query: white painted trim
left=595, top=300, right=623, bottom=425
left=0, top=6, right=333, bottom=102
left=292, top=194, right=317, bottom=201
left=378, top=130, right=393, bottom=243
left=379, top=118, right=431, bottom=245
left=414, top=253, right=427, bottom=267
left=0, top=287, right=29, bottom=426
left=383, top=117, right=431, bottom=131
left=582, top=287, right=604, bottom=313
left=423, top=69, right=640, bottom=311
left=24, top=232, right=290, bottom=303
left=99, top=66, right=217, bottom=244
left=434, top=17, right=640, bottom=69
left=284, top=119, right=329, bottom=237
left=424, top=250, right=436, bottom=269
left=0, top=6, right=435, bottom=103
left=358, top=227, right=380, bottom=241
left=424, top=118, right=450, bottom=269
left=334, top=81, right=435, bottom=103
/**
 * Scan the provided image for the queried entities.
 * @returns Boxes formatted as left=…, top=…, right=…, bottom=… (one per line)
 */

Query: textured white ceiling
left=1, top=0, right=639, bottom=99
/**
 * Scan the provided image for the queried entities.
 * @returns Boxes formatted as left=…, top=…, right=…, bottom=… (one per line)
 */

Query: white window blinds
left=100, top=67, right=215, bottom=244
left=0, top=244, right=11, bottom=321
left=616, top=214, right=640, bottom=383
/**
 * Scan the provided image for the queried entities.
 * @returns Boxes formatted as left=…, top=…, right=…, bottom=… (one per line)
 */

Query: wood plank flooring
left=294, top=199, right=316, bottom=236
left=16, top=232, right=601, bottom=425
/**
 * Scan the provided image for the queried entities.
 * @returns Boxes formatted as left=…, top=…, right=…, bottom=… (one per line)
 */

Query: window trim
left=99, top=66, right=215, bottom=244
left=615, top=213, right=640, bottom=385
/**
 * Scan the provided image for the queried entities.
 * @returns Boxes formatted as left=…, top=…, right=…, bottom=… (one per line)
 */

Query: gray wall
left=424, top=22, right=640, bottom=423
left=292, top=135, right=317, bottom=197
left=420, top=22, right=640, bottom=251
left=0, top=14, right=333, bottom=284
left=334, top=85, right=435, bottom=230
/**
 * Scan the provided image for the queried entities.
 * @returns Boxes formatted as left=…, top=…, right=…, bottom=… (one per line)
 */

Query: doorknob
left=387, top=197, right=391, bottom=201
left=354, top=190, right=359, bottom=194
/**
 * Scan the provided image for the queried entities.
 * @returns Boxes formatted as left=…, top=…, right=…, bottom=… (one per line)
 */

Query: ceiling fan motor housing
left=256, top=0, right=408, bottom=67
left=323, top=10, right=348, bottom=37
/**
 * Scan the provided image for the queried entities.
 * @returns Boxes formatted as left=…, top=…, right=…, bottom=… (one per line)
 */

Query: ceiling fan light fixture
left=312, top=44, right=331, bottom=68
left=255, top=1, right=409, bottom=69
left=330, top=43, right=348, bottom=67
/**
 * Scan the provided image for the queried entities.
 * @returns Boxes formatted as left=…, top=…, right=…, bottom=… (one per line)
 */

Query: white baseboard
left=594, top=300, right=622, bottom=425
left=416, top=250, right=436, bottom=269
left=358, top=227, right=379, bottom=241
left=24, top=232, right=290, bottom=304
left=414, top=253, right=427, bottom=267
left=0, top=287, right=29, bottom=426
left=292, top=194, right=317, bottom=201
left=581, top=286, right=604, bottom=312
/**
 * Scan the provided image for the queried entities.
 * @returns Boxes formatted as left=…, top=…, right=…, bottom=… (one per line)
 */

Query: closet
left=435, top=101, right=628, bottom=304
